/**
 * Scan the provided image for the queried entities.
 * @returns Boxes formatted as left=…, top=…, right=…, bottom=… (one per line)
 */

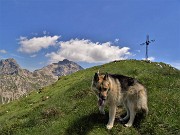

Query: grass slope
left=0, top=60, right=179, bottom=135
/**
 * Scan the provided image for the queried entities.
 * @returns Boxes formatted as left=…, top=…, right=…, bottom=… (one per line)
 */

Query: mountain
left=0, top=58, right=20, bottom=75
left=0, top=60, right=179, bottom=135
left=0, top=58, right=83, bottom=104
left=34, top=59, right=83, bottom=78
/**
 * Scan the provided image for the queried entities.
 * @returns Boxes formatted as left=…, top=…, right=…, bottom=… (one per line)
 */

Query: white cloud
left=148, top=57, right=155, bottom=61
left=142, top=56, right=155, bottom=61
left=30, top=54, right=37, bottom=58
left=114, top=38, right=119, bottom=43
left=0, top=49, right=7, bottom=54
left=46, top=39, right=131, bottom=63
left=18, top=35, right=60, bottom=54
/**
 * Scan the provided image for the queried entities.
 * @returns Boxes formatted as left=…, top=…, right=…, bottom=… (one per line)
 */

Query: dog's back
left=108, top=74, right=138, bottom=91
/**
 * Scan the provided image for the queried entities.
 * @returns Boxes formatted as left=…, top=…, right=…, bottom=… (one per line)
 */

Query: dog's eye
left=101, top=88, right=108, bottom=91
left=99, top=87, right=107, bottom=92
left=100, top=84, right=108, bottom=91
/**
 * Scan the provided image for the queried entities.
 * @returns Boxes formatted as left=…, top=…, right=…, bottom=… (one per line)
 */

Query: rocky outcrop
left=0, top=58, right=20, bottom=75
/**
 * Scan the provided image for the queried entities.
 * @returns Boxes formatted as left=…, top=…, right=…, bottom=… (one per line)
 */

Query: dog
left=91, top=72, right=148, bottom=129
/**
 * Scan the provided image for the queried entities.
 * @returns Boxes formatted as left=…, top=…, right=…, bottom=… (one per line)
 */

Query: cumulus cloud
left=114, top=38, right=119, bottom=43
left=0, top=49, right=7, bottom=54
left=46, top=39, right=131, bottom=63
left=142, top=56, right=155, bottom=61
left=18, top=35, right=60, bottom=53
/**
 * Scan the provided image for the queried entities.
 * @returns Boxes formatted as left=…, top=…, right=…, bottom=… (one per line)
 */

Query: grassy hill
left=0, top=60, right=179, bottom=135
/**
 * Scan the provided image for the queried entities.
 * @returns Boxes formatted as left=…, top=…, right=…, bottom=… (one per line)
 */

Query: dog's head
left=100, top=73, right=110, bottom=100
left=92, top=72, right=110, bottom=106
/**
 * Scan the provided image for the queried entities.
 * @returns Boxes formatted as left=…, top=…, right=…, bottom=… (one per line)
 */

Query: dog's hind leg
left=120, top=100, right=130, bottom=123
left=124, top=101, right=136, bottom=127
left=106, top=105, right=117, bottom=130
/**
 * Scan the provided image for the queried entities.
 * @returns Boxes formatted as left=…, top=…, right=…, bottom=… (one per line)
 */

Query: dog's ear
left=94, top=72, right=99, bottom=81
left=97, top=70, right=100, bottom=74
left=103, top=72, right=109, bottom=80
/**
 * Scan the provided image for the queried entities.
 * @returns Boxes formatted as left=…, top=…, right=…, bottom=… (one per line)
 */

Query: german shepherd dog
left=91, top=72, right=148, bottom=129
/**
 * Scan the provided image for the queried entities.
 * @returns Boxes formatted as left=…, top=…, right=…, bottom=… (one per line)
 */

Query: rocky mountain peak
left=57, top=59, right=71, bottom=65
left=39, top=59, right=83, bottom=77
left=0, top=58, right=20, bottom=75
left=0, top=58, right=18, bottom=65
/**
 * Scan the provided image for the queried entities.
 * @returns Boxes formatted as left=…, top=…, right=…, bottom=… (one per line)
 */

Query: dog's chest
left=107, top=90, right=123, bottom=106
left=116, top=93, right=124, bottom=106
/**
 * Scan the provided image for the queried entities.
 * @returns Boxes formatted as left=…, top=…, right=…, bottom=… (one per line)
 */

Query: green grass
left=0, top=60, right=179, bottom=135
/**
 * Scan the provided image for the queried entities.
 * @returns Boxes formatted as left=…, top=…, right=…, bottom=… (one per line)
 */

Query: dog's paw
left=124, top=123, right=132, bottom=127
left=106, top=124, right=113, bottom=130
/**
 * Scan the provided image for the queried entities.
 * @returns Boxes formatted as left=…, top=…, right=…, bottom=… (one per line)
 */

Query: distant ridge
left=0, top=58, right=83, bottom=104
left=35, top=59, right=83, bottom=77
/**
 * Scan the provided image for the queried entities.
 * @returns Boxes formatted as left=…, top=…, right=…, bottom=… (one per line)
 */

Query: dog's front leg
left=106, top=105, right=116, bottom=130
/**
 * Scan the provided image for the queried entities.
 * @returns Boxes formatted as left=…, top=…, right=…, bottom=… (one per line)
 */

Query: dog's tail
left=141, top=106, right=148, bottom=115
left=138, top=88, right=148, bottom=115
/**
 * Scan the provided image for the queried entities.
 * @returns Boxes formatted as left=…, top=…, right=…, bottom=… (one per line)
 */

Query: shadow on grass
left=133, top=112, right=146, bottom=128
left=65, top=111, right=148, bottom=135
left=65, top=112, right=109, bottom=135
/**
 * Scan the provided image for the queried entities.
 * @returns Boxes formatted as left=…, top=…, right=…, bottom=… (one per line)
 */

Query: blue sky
left=0, top=0, right=179, bottom=71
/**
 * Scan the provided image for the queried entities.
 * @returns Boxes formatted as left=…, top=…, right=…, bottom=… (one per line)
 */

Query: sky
left=0, top=0, right=179, bottom=71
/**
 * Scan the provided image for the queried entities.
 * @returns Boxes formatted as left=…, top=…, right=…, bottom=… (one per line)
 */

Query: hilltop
left=0, top=60, right=179, bottom=135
